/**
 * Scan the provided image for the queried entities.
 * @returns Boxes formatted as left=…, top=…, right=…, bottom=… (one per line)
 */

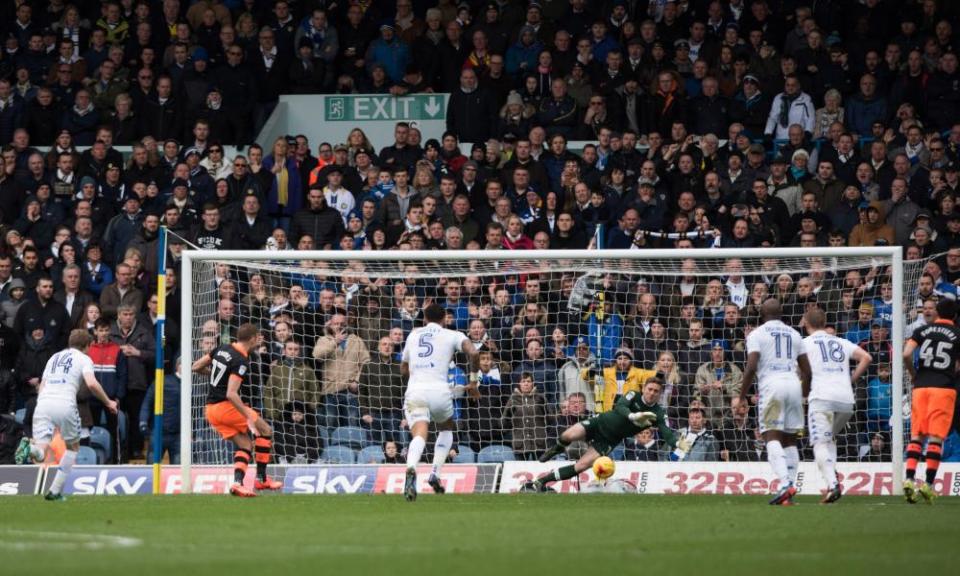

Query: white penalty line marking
left=0, top=529, right=143, bottom=551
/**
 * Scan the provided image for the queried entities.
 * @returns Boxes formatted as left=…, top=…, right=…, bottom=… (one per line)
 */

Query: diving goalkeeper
left=523, top=377, right=676, bottom=491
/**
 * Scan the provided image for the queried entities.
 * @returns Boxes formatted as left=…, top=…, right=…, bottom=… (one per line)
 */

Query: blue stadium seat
left=89, top=426, right=112, bottom=462
left=477, top=445, right=516, bottom=463
left=322, top=445, right=357, bottom=464
left=329, top=426, right=370, bottom=450
left=452, top=445, right=476, bottom=463
left=358, top=445, right=385, bottom=464
left=77, top=445, right=99, bottom=465
left=608, top=444, right=626, bottom=461
left=14, top=408, right=25, bottom=424
left=316, top=426, right=329, bottom=447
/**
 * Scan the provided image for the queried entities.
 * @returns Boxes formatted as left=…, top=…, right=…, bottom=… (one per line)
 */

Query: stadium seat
left=89, top=426, right=112, bottom=462
left=329, top=426, right=370, bottom=450
left=477, top=445, right=517, bottom=463
left=14, top=408, right=25, bottom=424
left=358, top=445, right=385, bottom=464
left=452, top=445, right=476, bottom=463
left=322, top=445, right=357, bottom=464
left=77, top=446, right=99, bottom=465
left=608, top=444, right=626, bottom=461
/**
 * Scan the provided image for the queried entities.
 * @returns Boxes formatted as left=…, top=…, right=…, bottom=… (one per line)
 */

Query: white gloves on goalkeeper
left=628, top=411, right=657, bottom=427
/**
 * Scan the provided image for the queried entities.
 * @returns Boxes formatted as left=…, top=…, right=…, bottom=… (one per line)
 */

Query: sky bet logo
left=62, top=468, right=152, bottom=495
left=284, top=467, right=376, bottom=494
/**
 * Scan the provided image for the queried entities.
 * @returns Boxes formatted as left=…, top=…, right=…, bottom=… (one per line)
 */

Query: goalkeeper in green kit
left=522, top=377, right=677, bottom=492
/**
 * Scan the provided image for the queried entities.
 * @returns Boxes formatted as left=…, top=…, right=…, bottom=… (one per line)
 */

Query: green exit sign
left=324, top=95, right=445, bottom=122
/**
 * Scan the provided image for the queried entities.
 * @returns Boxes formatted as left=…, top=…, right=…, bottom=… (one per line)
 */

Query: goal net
left=180, top=248, right=916, bottom=492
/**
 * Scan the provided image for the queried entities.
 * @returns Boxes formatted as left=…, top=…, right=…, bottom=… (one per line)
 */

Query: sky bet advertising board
left=38, top=464, right=499, bottom=495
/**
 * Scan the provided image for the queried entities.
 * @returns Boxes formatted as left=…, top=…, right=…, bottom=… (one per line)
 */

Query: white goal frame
left=179, top=247, right=905, bottom=495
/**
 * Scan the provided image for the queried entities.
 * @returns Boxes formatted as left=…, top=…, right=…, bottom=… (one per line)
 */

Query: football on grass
left=592, top=457, right=616, bottom=480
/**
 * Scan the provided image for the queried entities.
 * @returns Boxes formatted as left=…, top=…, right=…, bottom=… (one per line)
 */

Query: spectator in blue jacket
left=441, top=278, right=470, bottom=331
left=588, top=20, right=619, bottom=64
left=587, top=300, right=624, bottom=368
left=81, top=242, right=113, bottom=298
left=365, top=23, right=410, bottom=83
left=843, top=302, right=875, bottom=344
left=865, top=362, right=892, bottom=432
left=505, top=26, right=542, bottom=78
left=845, top=74, right=888, bottom=137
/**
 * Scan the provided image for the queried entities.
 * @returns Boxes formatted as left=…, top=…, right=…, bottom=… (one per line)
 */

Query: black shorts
left=581, top=416, right=616, bottom=455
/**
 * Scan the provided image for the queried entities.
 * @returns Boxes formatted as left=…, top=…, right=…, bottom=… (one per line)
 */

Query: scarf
left=469, top=51, right=490, bottom=69
left=779, top=92, right=799, bottom=128
left=657, top=88, right=675, bottom=113
left=309, top=24, right=325, bottom=45
left=905, top=142, right=923, bottom=163
left=277, top=163, right=288, bottom=206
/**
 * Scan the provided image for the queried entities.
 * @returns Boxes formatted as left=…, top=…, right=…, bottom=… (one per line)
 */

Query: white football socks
left=49, top=450, right=77, bottom=496
left=30, top=443, right=45, bottom=462
left=784, top=445, right=800, bottom=485
left=431, top=431, right=453, bottom=478
left=766, top=440, right=790, bottom=487
left=406, top=436, right=426, bottom=470
left=813, top=443, right=837, bottom=489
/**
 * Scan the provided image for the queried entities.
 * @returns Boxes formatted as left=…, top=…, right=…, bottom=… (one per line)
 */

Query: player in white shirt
left=802, top=308, right=872, bottom=504
left=400, top=303, right=479, bottom=501
left=740, top=298, right=811, bottom=505
left=15, top=330, right=118, bottom=501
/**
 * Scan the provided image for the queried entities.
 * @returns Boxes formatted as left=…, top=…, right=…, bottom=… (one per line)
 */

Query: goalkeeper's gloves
left=628, top=411, right=657, bottom=428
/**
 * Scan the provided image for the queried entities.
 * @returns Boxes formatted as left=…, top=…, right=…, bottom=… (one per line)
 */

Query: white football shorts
left=32, top=400, right=82, bottom=444
left=403, top=388, right=454, bottom=426
left=807, top=400, right=854, bottom=446
left=757, top=380, right=804, bottom=434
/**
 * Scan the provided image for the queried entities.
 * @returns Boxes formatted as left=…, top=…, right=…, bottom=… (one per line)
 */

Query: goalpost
left=180, top=248, right=913, bottom=495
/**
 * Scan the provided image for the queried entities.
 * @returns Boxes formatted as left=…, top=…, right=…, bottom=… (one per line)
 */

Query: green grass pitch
left=1, top=495, right=957, bottom=576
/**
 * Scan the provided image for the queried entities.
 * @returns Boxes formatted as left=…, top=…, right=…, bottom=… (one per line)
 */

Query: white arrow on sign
left=423, top=96, right=441, bottom=118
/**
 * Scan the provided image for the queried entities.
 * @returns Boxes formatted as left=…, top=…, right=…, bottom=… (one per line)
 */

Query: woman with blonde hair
left=772, top=273, right=795, bottom=304
left=412, top=164, right=438, bottom=198
left=497, top=90, right=534, bottom=141
left=347, top=128, right=377, bottom=165
left=262, top=137, right=302, bottom=228
left=53, top=5, right=91, bottom=61
left=655, top=350, right=685, bottom=426
left=234, top=12, right=258, bottom=51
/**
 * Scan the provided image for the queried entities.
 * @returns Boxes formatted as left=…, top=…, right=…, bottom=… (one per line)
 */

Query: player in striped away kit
left=901, top=299, right=960, bottom=504
left=15, top=330, right=118, bottom=500
left=192, top=323, right=282, bottom=497
left=739, top=299, right=812, bottom=506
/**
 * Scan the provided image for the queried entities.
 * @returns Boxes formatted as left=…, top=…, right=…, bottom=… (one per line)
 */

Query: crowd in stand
left=2, top=0, right=960, bottom=465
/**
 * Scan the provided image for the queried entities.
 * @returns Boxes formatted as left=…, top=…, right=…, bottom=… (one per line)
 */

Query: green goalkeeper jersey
left=584, top=391, right=677, bottom=451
